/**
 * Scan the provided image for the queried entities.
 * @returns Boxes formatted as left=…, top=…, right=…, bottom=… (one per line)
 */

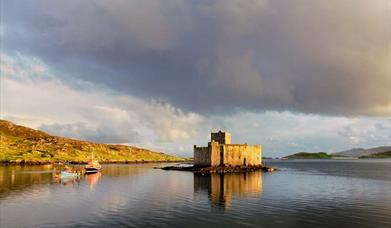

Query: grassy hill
left=360, top=151, right=391, bottom=159
left=283, top=152, right=332, bottom=159
left=0, top=120, right=185, bottom=164
left=332, top=146, right=391, bottom=157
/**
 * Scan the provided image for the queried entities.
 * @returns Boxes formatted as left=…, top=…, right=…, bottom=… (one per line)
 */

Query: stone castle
left=194, top=131, right=262, bottom=167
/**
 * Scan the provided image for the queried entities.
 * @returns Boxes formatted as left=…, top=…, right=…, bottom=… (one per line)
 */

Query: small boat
left=60, top=171, right=79, bottom=179
left=85, top=153, right=102, bottom=174
left=58, top=167, right=80, bottom=179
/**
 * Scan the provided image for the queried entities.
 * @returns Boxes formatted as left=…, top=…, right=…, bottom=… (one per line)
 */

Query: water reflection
left=0, top=165, right=56, bottom=198
left=1, top=162, right=390, bottom=227
left=194, top=172, right=263, bottom=209
left=59, top=176, right=81, bottom=186
left=86, top=172, right=101, bottom=190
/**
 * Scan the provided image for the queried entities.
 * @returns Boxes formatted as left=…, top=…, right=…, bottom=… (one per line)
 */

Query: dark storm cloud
left=2, top=0, right=389, bottom=116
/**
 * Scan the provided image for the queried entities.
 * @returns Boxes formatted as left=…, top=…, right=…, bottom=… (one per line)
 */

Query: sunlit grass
left=0, top=121, right=186, bottom=164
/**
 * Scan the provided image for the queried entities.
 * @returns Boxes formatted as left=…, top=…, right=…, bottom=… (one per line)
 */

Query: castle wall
left=222, top=144, right=262, bottom=166
left=210, top=141, right=221, bottom=166
left=222, top=144, right=246, bottom=166
left=245, top=144, right=262, bottom=165
left=193, top=146, right=210, bottom=166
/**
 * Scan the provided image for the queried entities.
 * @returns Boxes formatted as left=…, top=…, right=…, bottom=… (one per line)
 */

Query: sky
left=1, top=0, right=390, bottom=157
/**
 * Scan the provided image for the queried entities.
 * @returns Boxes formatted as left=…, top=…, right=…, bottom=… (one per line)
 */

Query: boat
left=58, top=167, right=80, bottom=179
left=60, top=171, right=79, bottom=179
left=85, top=153, right=102, bottom=174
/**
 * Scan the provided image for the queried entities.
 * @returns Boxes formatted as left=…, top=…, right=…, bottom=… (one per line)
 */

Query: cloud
left=1, top=1, right=390, bottom=157
left=2, top=0, right=389, bottom=116
left=212, top=111, right=391, bottom=156
left=1, top=52, right=389, bottom=156
left=1, top=53, right=205, bottom=149
left=40, top=109, right=142, bottom=144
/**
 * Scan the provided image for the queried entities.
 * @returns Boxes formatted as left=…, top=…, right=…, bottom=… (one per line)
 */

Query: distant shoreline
left=273, top=157, right=390, bottom=160
left=282, top=151, right=391, bottom=160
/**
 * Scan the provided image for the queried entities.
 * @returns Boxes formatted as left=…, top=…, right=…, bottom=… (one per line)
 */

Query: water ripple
left=0, top=162, right=390, bottom=228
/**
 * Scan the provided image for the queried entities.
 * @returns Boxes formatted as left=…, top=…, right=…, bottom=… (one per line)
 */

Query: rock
left=161, top=165, right=277, bottom=173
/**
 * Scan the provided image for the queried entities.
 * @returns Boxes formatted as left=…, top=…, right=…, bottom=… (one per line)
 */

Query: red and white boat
left=85, top=153, right=102, bottom=174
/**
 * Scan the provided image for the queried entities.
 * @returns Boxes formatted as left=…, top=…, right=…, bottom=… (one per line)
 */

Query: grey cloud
left=2, top=0, right=390, bottom=116
left=375, top=122, right=390, bottom=131
left=337, top=126, right=357, bottom=139
left=40, top=121, right=141, bottom=144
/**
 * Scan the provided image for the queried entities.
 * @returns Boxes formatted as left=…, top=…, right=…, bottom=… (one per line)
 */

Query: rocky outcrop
left=160, top=165, right=276, bottom=173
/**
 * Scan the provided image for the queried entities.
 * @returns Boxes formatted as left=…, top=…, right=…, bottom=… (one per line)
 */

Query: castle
left=193, top=131, right=262, bottom=167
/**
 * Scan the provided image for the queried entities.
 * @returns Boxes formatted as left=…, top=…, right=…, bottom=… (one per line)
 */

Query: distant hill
left=0, top=120, right=185, bottom=164
left=360, top=151, right=391, bottom=159
left=283, top=152, right=332, bottom=159
left=332, top=146, right=391, bottom=157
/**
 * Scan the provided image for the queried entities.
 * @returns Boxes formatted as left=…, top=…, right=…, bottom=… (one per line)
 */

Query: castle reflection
left=194, top=172, right=263, bottom=209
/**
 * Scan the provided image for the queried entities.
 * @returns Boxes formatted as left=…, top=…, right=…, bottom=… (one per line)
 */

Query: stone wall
left=193, top=146, right=210, bottom=166
left=222, top=144, right=262, bottom=166
left=245, top=144, right=262, bottom=165
left=210, top=141, right=221, bottom=166
left=194, top=141, right=222, bottom=167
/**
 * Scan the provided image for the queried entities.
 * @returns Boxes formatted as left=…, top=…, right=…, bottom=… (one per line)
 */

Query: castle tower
left=211, top=131, right=231, bottom=145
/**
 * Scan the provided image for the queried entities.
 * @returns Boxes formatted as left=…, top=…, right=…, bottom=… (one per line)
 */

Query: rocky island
left=283, top=152, right=332, bottom=159
left=161, top=131, right=276, bottom=173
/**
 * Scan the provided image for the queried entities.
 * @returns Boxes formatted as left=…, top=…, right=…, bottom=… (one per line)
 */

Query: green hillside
left=0, top=120, right=185, bottom=164
left=360, top=151, right=391, bottom=158
left=283, top=152, right=332, bottom=159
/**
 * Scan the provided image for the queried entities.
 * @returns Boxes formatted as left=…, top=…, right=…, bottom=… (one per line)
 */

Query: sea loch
left=1, top=159, right=390, bottom=228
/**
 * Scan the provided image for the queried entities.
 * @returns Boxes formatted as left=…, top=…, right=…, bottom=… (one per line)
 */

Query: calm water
left=0, top=160, right=390, bottom=228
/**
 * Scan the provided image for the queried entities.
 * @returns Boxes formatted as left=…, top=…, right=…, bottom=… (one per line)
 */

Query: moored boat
left=56, top=166, right=80, bottom=179
left=85, top=153, right=101, bottom=174
left=60, top=171, right=79, bottom=179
